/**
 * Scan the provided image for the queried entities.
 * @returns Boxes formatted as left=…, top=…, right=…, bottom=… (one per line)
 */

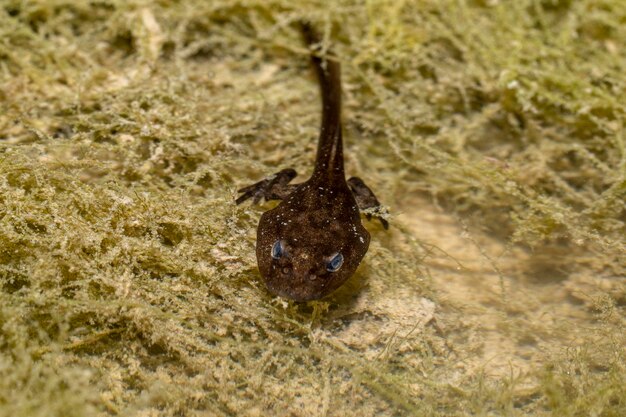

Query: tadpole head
left=255, top=191, right=370, bottom=301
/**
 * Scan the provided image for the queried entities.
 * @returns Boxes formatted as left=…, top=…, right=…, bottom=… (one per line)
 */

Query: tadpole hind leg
left=347, top=177, right=389, bottom=229
left=236, top=168, right=298, bottom=205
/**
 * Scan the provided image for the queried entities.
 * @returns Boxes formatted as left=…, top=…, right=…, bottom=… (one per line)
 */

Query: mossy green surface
left=0, top=0, right=624, bottom=416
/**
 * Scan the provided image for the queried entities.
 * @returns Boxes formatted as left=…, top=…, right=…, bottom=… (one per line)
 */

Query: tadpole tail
left=298, top=21, right=344, bottom=179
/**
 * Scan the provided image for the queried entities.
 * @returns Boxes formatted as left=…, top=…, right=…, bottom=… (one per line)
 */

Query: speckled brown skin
left=236, top=23, right=384, bottom=301
left=256, top=176, right=370, bottom=301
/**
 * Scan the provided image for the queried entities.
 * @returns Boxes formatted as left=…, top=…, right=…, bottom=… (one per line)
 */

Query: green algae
left=0, top=0, right=624, bottom=416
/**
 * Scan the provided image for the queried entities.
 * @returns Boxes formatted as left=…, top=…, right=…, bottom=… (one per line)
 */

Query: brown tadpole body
left=236, top=22, right=387, bottom=301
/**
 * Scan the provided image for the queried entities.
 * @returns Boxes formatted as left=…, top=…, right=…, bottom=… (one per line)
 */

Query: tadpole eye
left=271, top=240, right=284, bottom=260
left=327, top=252, right=344, bottom=272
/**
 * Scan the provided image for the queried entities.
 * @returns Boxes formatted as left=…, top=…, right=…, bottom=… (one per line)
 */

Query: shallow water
left=1, top=1, right=624, bottom=416
left=400, top=194, right=625, bottom=383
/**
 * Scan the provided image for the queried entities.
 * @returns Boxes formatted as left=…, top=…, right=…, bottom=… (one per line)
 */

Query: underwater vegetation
left=0, top=0, right=624, bottom=416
